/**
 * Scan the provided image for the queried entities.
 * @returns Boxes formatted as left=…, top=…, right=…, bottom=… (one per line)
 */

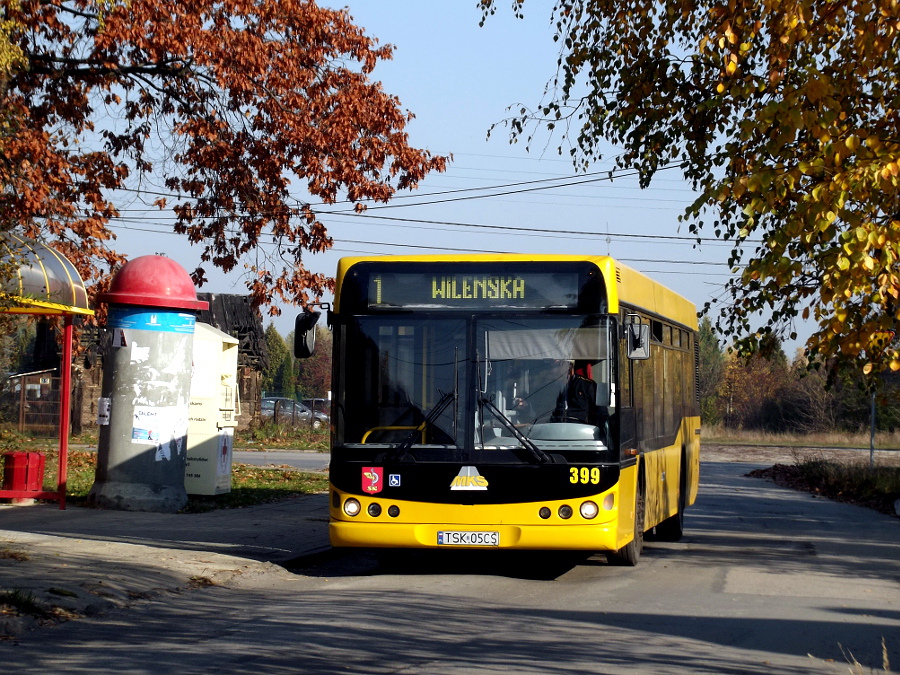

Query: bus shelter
left=0, top=234, right=94, bottom=509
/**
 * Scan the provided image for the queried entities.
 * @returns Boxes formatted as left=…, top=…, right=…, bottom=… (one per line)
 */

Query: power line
left=108, top=209, right=744, bottom=248
left=319, top=213, right=735, bottom=245
left=107, top=161, right=688, bottom=212
left=104, top=218, right=730, bottom=267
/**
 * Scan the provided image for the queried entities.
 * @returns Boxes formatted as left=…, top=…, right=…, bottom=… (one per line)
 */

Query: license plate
left=437, top=530, right=499, bottom=546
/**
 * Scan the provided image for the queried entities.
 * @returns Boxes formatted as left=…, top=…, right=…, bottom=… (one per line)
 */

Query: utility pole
left=870, top=390, right=875, bottom=470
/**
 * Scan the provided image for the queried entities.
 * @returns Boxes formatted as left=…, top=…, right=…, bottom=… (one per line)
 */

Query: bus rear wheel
left=608, top=484, right=644, bottom=566
left=654, top=497, right=684, bottom=542
left=655, top=457, right=686, bottom=542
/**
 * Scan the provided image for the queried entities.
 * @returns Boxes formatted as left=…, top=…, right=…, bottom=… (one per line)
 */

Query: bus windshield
left=335, top=314, right=615, bottom=463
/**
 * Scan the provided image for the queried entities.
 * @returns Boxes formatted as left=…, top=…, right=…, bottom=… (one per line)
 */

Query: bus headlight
left=343, top=498, right=361, bottom=516
left=558, top=505, right=573, bottom=519
left=539, top=507, right=552, bottom=519
left=367, top=502, right=382, bottom=517
left=580, top=501, right=599, bottom=519
left=603, top=494, right=615, bottom=511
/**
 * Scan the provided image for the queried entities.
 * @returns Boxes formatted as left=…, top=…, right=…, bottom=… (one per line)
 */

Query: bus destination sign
left=366, top=269, right=582, bottom=310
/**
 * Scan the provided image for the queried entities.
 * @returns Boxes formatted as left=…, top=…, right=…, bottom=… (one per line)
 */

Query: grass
left=181, top=464, right=329, bottom=513
left=789, top=454, right=900, bottom=516
left=237, top=421, right=330, bottom=451
left=703, top=423, right=900, bottom=451
left=0, top=426, right=329, bottom=512
left=0, top=589, right=45, bottom=617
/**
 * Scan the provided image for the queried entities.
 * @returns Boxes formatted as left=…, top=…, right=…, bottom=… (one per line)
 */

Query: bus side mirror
left=294, top=310, right=321, bottom=358
left=626, top=323, right=650, bottom=360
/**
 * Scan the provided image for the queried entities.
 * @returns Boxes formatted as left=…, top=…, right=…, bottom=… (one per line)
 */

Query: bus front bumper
left=330, top=520, right=619, bottom=551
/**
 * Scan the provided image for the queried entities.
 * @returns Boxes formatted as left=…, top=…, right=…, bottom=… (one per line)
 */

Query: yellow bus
left=295, top=254, right=700, bottom=565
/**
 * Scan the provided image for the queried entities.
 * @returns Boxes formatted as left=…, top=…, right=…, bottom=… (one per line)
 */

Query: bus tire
left=608, top=483, right=644, bottom=566
left=655, top=455, right=686, bottom=542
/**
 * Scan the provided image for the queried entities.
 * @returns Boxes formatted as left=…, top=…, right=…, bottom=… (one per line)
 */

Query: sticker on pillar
left=132, top=405, right=189, bottom=460
left=97, top=397, right=111, bottom=425
left=112, top=329, right=128, bottom=348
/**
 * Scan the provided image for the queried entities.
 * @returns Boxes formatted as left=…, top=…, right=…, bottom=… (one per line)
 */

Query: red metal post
left=57, top=314, right=73, bottom=509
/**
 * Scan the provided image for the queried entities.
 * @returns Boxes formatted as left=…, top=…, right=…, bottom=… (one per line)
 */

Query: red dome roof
left=98, top=256, right=208, bottom=310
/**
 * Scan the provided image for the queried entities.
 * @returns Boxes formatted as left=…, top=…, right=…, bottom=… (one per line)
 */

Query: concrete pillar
left=87, top=256, right=208, bottom=512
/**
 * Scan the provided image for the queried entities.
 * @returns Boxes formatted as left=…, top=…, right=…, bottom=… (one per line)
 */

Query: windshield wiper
left=478, top=395, right=553, bottom=464
left=384, top=389, right=458, bottom=462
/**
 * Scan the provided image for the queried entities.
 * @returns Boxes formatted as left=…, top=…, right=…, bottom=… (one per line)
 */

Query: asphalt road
left=232, top=449, right=330, bottom=472
left=3, top=460, right=897, bottom=674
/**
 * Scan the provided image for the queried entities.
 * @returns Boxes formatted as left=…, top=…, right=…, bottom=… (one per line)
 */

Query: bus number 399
left=570, top=467, right=601, bottom=485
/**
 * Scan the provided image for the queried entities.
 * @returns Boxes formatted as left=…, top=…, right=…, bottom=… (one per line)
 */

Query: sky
left=109, top=2, right=801, bottom=352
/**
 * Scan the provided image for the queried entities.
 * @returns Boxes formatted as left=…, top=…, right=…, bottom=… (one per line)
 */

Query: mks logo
left=450, top=466, right=488, bottom=491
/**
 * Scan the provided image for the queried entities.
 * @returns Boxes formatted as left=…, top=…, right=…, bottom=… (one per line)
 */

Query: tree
left=782, top=354, right=839, bottom=433
left=261, top=323, right=294, bottom=398
left=716, top=338, right=792, bottom=431
left=0, top=316, right=34, bottom=374
left=293, top=326, right=332, bottom=399
left=480, top=0, right=900, bottom=379
left=3, top=0, right=446, bottom=310
left=698, top=316, right=725, bottom=424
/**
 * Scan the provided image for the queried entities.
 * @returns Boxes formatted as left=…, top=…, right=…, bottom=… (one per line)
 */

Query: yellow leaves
left=0, top=11, right=25, bottom=77
left=724, top=23, right=738, bottom=44
left=804, top=76, right=830, bottom=104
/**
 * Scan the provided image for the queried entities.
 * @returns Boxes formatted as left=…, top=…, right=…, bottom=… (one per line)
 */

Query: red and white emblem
left=362, top=467, right=383, bottom=494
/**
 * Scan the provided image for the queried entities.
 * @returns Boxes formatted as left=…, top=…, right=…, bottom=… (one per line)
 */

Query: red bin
left=3, top=452, right=46, bottom=492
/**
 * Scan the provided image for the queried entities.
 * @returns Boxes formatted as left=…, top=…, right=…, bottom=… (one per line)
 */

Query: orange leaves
left=5, top=0, right=447, bottom=312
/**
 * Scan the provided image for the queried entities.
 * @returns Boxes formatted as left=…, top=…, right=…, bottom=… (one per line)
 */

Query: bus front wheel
left=608, top=484, right=644, bottom=566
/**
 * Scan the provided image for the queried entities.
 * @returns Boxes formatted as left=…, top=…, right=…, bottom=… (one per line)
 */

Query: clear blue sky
left=112, top=2, right=804, bottom=353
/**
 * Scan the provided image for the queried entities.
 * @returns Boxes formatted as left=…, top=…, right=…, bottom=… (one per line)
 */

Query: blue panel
left=108, top=307, right=196, bottom=333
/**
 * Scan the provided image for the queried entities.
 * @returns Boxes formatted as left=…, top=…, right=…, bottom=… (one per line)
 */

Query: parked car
left=260, top=397, right=328, bottom=428
left=301, top=398, right=330, bottom=416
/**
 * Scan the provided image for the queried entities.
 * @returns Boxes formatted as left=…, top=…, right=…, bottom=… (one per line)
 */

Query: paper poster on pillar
left=131, top=405, right=189, bottom=460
